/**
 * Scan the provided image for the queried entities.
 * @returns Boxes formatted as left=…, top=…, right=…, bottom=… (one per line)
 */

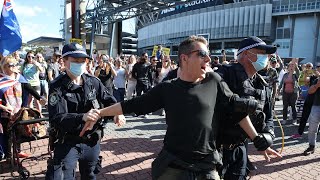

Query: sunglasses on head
left=187, top=49, right=210, bottom=58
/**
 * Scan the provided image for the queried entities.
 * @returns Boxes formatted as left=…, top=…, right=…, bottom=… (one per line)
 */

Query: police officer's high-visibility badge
left=49, top=92, right=58, bottom=106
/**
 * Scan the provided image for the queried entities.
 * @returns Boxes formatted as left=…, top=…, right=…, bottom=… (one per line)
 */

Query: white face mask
left=248, top=52, right=269, bottom=71
left=69, top=62, right=86, bottom=77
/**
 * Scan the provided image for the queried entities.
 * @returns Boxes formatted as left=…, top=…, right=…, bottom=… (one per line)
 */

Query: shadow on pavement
left=99, top=137, right=163, bottom=179
left=125, top=117, right=165, bottom=124
left=255, top=156, right=320, bottom=175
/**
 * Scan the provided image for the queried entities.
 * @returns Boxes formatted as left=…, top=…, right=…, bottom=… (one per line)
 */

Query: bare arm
left=308, top=79, right=320, bottom=94
left=47, top=70, right=53, bottom=81
left=100, top=103, right=123, bottom=117
left=79, top=103, right=125, bottom=137
left=109, top=63, right=117, bottom=76
left=238, top=116, right=258, bottom=140
left=94, top=67, right=101, bottom=77
left=239, top=115, right=282, bottom=161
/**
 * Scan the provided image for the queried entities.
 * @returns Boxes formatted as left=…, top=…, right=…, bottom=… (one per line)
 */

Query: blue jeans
left=114, top=88, right=125, bottom=102
left=45, top=142, right=100, bottom=180
left=308, top=106, right=320, bottom=146
left=40, top=79, right=49, bottom=96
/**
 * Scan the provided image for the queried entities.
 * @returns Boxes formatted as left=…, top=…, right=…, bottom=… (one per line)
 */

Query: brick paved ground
left=0, top=100, right=319, bottom=179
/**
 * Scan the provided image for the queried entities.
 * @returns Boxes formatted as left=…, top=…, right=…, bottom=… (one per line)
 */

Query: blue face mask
left=69, top=62, right=86, bottom=77
left=249, top=54, right=269, bottom=71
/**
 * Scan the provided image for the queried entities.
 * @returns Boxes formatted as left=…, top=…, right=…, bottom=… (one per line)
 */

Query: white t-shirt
left=113, top=68, right=126, bottom=89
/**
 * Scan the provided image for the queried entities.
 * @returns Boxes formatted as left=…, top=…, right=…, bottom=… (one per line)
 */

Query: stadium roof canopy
left=86, top=0, right=221, bottom=29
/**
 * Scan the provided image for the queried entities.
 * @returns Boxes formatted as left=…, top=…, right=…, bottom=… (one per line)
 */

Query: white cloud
left=14, top=4, right=47, bottom=17
left=20, top=23, right=61, bottom=43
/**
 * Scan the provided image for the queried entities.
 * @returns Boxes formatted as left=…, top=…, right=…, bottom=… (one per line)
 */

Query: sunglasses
left=271, top=61, right=277, bottom=64
left=187, top=49, right=210, bottom=58
left=28, top=55, right=35, bottom=58
left=7, top=63, right=16, bottom=67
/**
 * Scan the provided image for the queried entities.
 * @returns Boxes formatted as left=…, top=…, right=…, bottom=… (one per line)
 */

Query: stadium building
left=137, top=0, right=320, bottom=64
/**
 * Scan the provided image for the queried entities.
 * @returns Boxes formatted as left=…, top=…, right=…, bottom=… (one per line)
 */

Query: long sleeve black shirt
left=121, top=72, right=246, bottom=163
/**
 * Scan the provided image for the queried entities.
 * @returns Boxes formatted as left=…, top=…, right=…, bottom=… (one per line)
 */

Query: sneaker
left=303, top=146, right=315, bottom=156
left=18, top=152, right=29, bottom=158
left=290, top=134, right=302, bottom=139
left=160, top=110, right=166, bottom=116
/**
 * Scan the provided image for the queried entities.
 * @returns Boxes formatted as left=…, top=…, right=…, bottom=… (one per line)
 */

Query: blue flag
left=0, top=0, right=22, bottom=56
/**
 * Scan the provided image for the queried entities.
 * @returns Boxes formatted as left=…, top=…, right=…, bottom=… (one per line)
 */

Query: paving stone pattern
left=0, top=101, right=319, bottom=179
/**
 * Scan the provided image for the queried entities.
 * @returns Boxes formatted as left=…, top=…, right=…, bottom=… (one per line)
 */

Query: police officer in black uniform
left=217, top=37, right=282, bottom=180
left=45, top=43, right=125, bottom=180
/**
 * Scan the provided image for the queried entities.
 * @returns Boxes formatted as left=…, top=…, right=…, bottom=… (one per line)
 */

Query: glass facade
left=273, top=0, right=320, bottom=13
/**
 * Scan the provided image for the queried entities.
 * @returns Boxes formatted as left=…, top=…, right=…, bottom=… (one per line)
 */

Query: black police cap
left=62, top=43, right=90, bottom=59
left=237, top=36, right=277, bottom=55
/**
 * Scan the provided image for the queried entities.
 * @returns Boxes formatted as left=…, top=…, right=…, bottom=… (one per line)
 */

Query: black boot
left=303, top=145, right=315, bottom=156
left=247, top=159, right=257, bottom=171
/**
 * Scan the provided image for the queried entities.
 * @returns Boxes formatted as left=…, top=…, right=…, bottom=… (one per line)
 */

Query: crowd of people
left=0, top=35, right=319, bottom=179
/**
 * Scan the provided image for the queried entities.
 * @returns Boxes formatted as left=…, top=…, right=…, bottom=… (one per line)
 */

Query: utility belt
left=221, top=141, right=245, bottom=150
left=168, top=161, right=216, bottom=172
left=152, top=148, right=218, bottom=180
left=59, top=129, right=102, bottom=147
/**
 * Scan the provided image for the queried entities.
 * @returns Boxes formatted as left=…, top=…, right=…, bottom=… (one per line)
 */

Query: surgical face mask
left=69, top=62, right=86, bottom=77
left=249, top=54, right=269, bottom=71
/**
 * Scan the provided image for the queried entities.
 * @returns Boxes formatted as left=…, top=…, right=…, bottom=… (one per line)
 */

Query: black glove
left=253, top=133, right=273, bottom=151
left=261, top=127, right=275, bottom=140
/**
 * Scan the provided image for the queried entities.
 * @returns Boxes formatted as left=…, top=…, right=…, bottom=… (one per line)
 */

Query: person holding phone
left=94, top=54, right=116, bottom=95
left=21, top=51, right=44, bottom=112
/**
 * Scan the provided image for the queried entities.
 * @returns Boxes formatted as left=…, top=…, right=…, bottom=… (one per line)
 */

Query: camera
left=230, top=95, right=258, bottom=114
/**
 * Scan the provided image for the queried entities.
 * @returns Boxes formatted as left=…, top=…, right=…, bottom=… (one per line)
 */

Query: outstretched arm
left=100, top=103, right=123, bottom=117
left=79, top=103, right=125, bottom=137
left=239, top=116, right=282, bottom=161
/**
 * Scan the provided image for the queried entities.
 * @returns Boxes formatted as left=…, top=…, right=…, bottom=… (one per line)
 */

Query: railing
left=272, top=0, right=320, bottom=13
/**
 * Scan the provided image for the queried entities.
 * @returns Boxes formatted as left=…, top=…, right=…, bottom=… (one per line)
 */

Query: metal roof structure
left=27, top=36, right=64, bottom=47
left=85, top=0, right=205, bottom=31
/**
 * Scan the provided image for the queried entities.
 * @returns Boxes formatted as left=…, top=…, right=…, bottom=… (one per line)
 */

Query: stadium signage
left=159, top=0, right=223, bottom=18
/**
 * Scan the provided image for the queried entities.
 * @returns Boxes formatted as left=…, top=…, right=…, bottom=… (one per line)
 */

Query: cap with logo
left=237, top=36, right=277, bottom=56
left=61, top=43, right=90, bottom=59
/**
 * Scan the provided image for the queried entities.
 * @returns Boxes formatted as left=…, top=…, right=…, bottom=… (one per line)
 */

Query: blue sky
left=11, top=0, right=135, bottom=43
left=13, top=0, right=63, bottom=43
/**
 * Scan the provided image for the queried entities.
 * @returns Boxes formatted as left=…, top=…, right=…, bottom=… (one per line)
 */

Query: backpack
left=10, top=108, right=47, bottom=139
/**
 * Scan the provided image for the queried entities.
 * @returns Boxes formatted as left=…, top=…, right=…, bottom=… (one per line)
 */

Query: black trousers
left=282, top=92, right=298, bottom=121
left=220, top=144, right=247, bottom=180
left=136, top=84, right=151, bottom=96
left=298, top=94, right=314, bottom=134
